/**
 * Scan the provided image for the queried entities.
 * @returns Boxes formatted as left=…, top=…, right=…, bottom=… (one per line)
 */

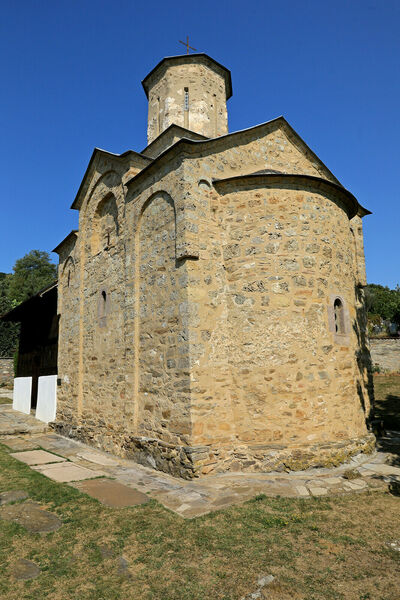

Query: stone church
left=52, top=53, right=374, bottom=478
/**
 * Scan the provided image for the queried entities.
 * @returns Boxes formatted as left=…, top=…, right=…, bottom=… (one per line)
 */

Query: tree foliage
left=0, top=251, right=57, bottom=357
left=0, top=274, right=19, bottom=356
left=7, top=250, right=57, bottom=304
left=365, top=283, right=400, bottom=324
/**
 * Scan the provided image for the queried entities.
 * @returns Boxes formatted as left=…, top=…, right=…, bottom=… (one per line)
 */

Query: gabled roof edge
left=52, top=230, right=78, bottom=254
left=126, top=116, right=342, bottom=190
left=70, top=148, right=153, bottom=210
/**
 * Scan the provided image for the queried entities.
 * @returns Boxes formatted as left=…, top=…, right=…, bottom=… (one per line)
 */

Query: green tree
left=365, top=283, right=400, bottom=324
left=0, top=273, right=19, bottom=356
left=8, top=250, right=57, bottom=304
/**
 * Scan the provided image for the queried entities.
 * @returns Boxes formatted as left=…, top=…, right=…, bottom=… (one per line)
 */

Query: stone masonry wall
left=184, top=178, right=373, bottom=475
left=54, top=117, right=373, bottom=478
left=147, top=63, right=228, bottom=143
left=0, top=358, right=13, bottom=386
left=370, top=338, right=400, bottom=372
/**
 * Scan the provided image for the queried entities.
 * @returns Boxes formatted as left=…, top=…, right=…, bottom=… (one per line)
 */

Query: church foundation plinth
left=50, top=419, right=375, bottom=479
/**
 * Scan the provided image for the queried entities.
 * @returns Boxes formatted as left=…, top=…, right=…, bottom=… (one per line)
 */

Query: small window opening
left=184, top=87, right=189, bottom=111
left=98, top=289, right=108, bottom=327
left=101, top=290, right=107, bottom=317
left=67, top=271, right=71, bottom=288
left=334, top=298, right=345, bottom=334
left=157, top=96, right=161, bottom=135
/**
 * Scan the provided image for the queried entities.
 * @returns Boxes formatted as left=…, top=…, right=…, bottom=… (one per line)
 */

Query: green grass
left=0, top=396, right=12, bottom=405
left=0, top=441, right=400, bottom=600
left=373, top=374, right=400, bottom=430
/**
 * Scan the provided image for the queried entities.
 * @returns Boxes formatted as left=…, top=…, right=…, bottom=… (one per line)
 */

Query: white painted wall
left=36, top=375, right=57, bottom=423
left=13, top=377, right=32, bottom=414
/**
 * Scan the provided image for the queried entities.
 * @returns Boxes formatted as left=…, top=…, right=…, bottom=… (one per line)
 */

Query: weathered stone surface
left=32, top=461, right=102, bottom=482
left=370, top=338, right=400, bottom=372
left=385, top=540, right=400, bottom=552
left=99, top=544, right=116, bottom=558
left=0, top=501, right=62, bottom=532
left=0, top=404, right=47, bottom=436
left=1, top=437, right=39, bottom=451
left=11, top=558, right=40, bottom=580
left=71, top=478, right=150, bottom=507
left=10, top=450, right=66, bottom=465
left=145, top=56, right=229, bottom=144
left=117, top=555, right=132, bottom=578
left=0, top=358, right=13, bottom=387
left=0, top=490, right=28, bottom=505
left=76, top=451, right=119, bottom=466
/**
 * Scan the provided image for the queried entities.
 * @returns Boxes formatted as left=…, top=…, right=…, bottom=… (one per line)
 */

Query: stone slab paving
left=32, top=461, right=104, bottom=482
left=23, top=435, right=400, bottom=517
left=0, top=490, right=28, bottom=505
left=1, top=408, right=400, bottom=518
left=0, top=405, right=48, bottom=436
left=1, top=437, right=41, bottom=451
left=10, top=450, right=66, bottom=465
left=71, top=478, right=150, bottom=507
left=75, top=451, right=121, bottom=466
left=11, top=558, right=41, bottom=581
left=0, top=501, right=62, bottom=533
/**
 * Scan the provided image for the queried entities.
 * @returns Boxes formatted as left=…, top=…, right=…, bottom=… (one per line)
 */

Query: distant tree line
left=0, top=250, right=57, bottom=357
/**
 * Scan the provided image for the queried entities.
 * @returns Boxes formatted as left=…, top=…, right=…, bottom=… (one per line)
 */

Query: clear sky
left=0, top=0, right=399, bottom=286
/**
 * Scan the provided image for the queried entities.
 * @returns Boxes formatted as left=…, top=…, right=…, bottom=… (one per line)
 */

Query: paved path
left=1, top=405, right=399, bottom=518
left=0, top=404, right=48, bottom=436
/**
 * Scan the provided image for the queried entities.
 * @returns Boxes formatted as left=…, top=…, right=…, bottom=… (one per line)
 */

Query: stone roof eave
left=141, top=123, right=208, bottom=156
left=142, top=53, right=233, bottom=100
left=213, top=172, right=365, bottom=220
left=125, top=116, right=342, bottom=192
left=70, top=148, right=153, bottom=211
left=52, top=230, right=78, bottom=254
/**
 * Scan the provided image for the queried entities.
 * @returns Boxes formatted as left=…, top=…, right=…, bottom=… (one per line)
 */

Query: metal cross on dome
left=179, top=36, right=197, bottom=54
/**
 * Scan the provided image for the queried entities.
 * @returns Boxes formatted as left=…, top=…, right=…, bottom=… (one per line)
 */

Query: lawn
left=373, top=374, right=400, bottom=431
left=0, top=442, right=399, bottom=600
left=0, top=374, right=399, bottom=599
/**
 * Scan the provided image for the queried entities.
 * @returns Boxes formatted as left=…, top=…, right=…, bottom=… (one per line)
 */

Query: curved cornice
left=213, top=172, right=365, bottom=219
left=142, top=53, right=232, bottom=100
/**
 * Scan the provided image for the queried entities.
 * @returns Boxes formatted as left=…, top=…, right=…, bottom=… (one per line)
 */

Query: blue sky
left=0, top=0, right=399, bottom=286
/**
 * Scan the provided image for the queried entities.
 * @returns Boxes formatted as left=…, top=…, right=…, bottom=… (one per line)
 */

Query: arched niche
left=62, top=256, right=75, bottom=289
left=91, top=193, right=119, bottom=255
left=135, top=191, right=190, bottom=440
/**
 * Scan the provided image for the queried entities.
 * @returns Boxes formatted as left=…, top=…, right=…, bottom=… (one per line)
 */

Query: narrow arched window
left=334, top=298, right=345, bottom=334
left=101, top=290, right=107, bottom=316
left=183, top=87, right=189, bottom=129
left=98, top=289, right=108, bottom=327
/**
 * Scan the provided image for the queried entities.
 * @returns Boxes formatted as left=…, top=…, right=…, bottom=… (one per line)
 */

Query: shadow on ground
left=373, top=374, right=400, bottom=467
